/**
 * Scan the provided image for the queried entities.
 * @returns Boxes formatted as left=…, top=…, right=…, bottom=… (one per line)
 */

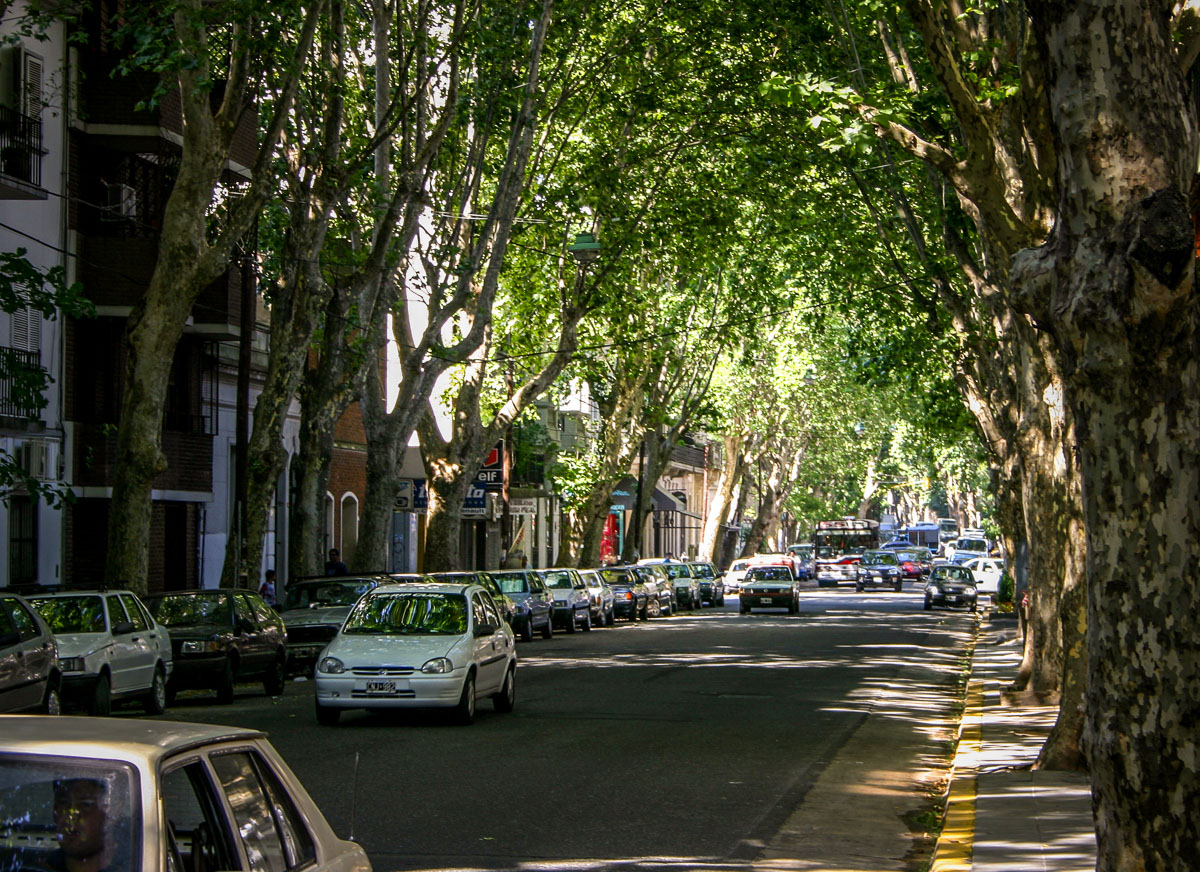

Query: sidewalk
left=931, top=617, right=1097, bottom=872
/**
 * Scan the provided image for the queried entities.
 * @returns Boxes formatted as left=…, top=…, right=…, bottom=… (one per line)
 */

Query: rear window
left=492, top=573, right=530, bottom=594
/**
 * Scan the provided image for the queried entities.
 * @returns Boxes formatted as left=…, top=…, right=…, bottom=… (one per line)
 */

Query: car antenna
left=349, top=750, right=360, bottom=843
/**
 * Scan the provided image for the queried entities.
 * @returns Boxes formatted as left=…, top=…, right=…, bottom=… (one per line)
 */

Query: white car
left=722, top=559, right=752, bottom=593
left=29, top=589, right=172, bottom=716
left=314, top=583, right=516, bottom=725
left=0, top=715, right=371, bottom=872
left=962, top=557, right=1006, bottom=595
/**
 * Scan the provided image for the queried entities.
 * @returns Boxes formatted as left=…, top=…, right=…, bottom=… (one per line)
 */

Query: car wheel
left=263, top=653, right=287, bottom=696
left=581, top=610, right=592, bottom=632
left=923, top=594, right=933, bottom=611
left=215, top=658, right=236, bottom=704
left=493, top=665, right=516, bottom=713
left=606, top=607, right=615, bottom=626
left=520, top=617, right=534, bottom=642
left=740, top=605, right=750, bottom=615
left=718, top=594, right=725, bottom=606
left=144, top=667, right=167, bottom=715
left=453, top=672, right=476, bottom=725
left=88, top=671, right=112, bottom=717
left=894, top=580, right=903, bottom=592
left=43, top=679, right=62, bottom=716
left=855, top=582, right=864, bottom=592
left=647, top=598, right=661, bottom=618
left=971, top=600, right=978, bottom=613
left=540, top=616, right=553, bottom=639
left=565, top=611, right=576, bottom=633
left=315, top=699, right=340, bottom=726
left=791, top=597, right=800, bottom=614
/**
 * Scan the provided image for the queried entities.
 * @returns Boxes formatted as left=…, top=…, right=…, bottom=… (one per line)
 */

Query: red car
left=895, top=548, right=933, bottom=581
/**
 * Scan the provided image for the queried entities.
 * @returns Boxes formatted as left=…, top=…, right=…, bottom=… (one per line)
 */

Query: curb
left=930, top=678, right=984, bottom=871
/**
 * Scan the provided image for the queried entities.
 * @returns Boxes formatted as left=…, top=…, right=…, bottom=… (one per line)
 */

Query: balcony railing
left=0, top=346, right=45, bottom=418
left=0, top=105, right=44, bottom=188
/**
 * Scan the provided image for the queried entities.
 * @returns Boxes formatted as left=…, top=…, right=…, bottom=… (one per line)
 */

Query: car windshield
left=542, top=570, right=575, bottom=590
left=598, top=569, right=632, bottom=586
left=690, top=564, right=715, bottom=579
left=662, top=565, right=690, bottom=579
left=492, top=573, right=529, bottom=594
left=863, top=552, right=898, bottom=566
left=29, top=595, right=106, bottom=634
left=0, top=756, right=139, bottom=872
left=343, top=592, right=467, bottom=635
left=958, top=538, right=988, bottom=551
left=749, top=567, right=791, bottom=580
left=145, top=593, right=230, bottom=627
left=895, top=552, right=920, bottom=562
left=282, top=581, right=375, bottom=611
left=932, top=566, right=975, bottom=584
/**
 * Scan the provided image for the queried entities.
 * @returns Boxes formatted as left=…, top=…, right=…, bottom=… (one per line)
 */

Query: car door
left=470, top=592, right=507, bottom=694
left=233, top=594, right=270, bottom=675
left=528, top=573, right=552, bottom=628
left=114, top=593, right=159, bottom=691
left=104, top=595, right=140, bottom=694
left=0, top=601, right=35, bottom=712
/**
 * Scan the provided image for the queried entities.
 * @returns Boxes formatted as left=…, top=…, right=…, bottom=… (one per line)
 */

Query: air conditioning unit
left=104, top=183, right=138, bottom=220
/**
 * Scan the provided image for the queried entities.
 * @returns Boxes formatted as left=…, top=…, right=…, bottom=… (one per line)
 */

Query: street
left=142, top=589, right=977, bottom=871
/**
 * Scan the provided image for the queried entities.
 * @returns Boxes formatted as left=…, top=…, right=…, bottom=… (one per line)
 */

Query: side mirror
left=236, top=617, right=255, bottom=633
left=113, top=620, right=135, bottom=635
left=475, top=623, right=498, bottom=637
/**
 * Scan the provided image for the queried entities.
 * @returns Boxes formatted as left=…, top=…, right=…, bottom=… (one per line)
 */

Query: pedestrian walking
left=259, top=569, right=277, bottom=606
left=325, top=548, right=349, bottom=576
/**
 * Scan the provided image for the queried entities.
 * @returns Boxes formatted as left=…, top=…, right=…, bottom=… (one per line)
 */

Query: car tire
left=894, top=580, right=903, bottom=592
left=606, top=606, right=615, bottom=626
left=718, top=594, right=725, bottom=606
left=519, top=617, right=534, bottom=642
left=315, top=700, right=340, bottom=726
left=215, top=658, right=236, bottom=704
left=647, top=598, right=660, bottom=619
left=581, top=610, right=592, bottom=632
left=971, top=600, right=978, bottom=613
left=263, top=652, right=287, bottom=696
left=144, top=667, right=167, bottom=716
left=493, top=665, right=516, bottom=713
left=740, top=605, right=750, bottom=615
left=89, top=671, right=112, bottom=717
left=43, top=678, right=62, bottom=716
left=540, top=616, right=553, bottom=639
left=565, top=612, right=576, bottom=634
left=923, top=594, right=933, bottom=611
left=453, top=673, right=476, bottom=725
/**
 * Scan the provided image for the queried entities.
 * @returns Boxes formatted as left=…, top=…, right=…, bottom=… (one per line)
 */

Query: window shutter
left=21, top=51, right=42, bottom=118
left=11, top=305, right=40, bottom=352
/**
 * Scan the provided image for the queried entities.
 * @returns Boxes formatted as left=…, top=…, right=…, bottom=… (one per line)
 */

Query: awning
left=609, top=477, right=639, bottom=511
left=652, top=487, right=701, bottom=519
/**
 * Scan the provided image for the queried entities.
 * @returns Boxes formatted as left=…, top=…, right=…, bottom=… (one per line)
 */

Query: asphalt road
left=144, top=588, right=977, bottom=872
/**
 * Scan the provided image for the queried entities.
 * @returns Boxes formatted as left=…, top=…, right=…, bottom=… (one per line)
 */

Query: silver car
left=0, top=592, right=60, bottom=714
left=0, top=715, right=371, bottom=872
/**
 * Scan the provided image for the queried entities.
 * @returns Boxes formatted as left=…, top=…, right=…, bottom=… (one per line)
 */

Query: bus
left=813, top=519, right=881, bottom=587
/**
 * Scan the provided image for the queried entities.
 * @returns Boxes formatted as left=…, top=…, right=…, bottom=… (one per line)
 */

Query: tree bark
left=1014, top=4, right=1200, bottom=864
left=699, top=432, right=747, bottom=561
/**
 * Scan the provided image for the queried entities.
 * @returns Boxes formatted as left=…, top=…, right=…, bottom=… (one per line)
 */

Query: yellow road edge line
left=930, top=678, right=984, bottom=872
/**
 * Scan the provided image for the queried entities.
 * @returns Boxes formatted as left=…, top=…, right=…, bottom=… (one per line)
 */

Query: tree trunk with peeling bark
left=699, top=432, right=747, bottom=561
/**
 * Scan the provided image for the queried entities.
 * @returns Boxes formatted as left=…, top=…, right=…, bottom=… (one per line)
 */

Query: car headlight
left=181, top=640, right=221, bottom=654
left=421, top=658, right=453, bottom=674
left=60, top=656, right=86, bottom=672
left=317, top=657, right=345, bottom=674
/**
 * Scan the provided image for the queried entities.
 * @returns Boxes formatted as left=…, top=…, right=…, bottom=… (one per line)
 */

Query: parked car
left=665, top=563, right=702, bottom=610
left=29, top=589, right=173, bottom=716
left=597, top=566, right=651, bottom=621
left=279, top=576, right=393, bottom=676
left=429, top=571, right=516, bottom=628
left=947, top=535, right=990, bottom=565
left=0, top=715, right=371, bottom=872
left=629, top=563, right=675, bottom=616
left=0, top=591, right=60, bottom=714
left=143, top=590, right=287, bottom=704
left=491, top=569, right=554, bottom=641
left=894, top=548, right=934, bottom=580
left=961, top=557, right=1005, bottom=595
left=577, top=569, right=615, bottom=626
left=689, top=561, right=725, bottom=605
left=739, top=565, right=800, bottom=614
left=786, top=544, right=814, bottom=580
left=855, top=550, right=904, bottom=592
left=923, top=564, right=980, bottom=611
left=539, top=569, right=593, bottom=633
left=314, top=582, right=516, bottom=725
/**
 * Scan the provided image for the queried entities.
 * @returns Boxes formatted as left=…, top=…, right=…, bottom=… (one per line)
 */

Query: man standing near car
left=325, top=549, right=349, bottom=576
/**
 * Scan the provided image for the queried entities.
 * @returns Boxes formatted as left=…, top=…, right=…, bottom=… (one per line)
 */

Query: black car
left=923, top=564, right=979, bottom=612
left=856, top=550, right=904, bottom=591
left=597, top=566, right=652, bottom=621
left=278, top=576, right=390, bottom=675
left=491, top=569, right=554, bottom=641
left=0, top=592, right=60, bottom=714
left=144, top=589, right=287, bottom=703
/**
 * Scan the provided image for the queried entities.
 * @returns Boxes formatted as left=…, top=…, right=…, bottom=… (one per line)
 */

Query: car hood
left=283, top=607, right=351, bottom=628
left=325, top=633, right=460, bottom=665
left=53, top=632, right=112, bottom=658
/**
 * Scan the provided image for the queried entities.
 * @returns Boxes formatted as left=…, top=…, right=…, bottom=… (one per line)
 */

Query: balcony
left=0, top=105, right=46, bottom=199
left=0, top=346, right=45, bottom=420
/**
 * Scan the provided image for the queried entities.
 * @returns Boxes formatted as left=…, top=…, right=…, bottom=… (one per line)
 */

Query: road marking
left=930, top=678, right=983, bottom=871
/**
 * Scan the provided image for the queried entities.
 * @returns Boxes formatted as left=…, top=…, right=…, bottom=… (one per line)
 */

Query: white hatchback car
left=29, top=589, right=173, bottom=716
left=0, top=715, right=370, bottom=872
left=314, top=583, right=516, bottom=726
left=962, top=557, right=1006, bottom=595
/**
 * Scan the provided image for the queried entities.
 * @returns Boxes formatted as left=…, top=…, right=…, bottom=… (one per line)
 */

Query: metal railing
left=0, top=346, right=44, bottom=418
left=0, top=105, right=44, bottom=187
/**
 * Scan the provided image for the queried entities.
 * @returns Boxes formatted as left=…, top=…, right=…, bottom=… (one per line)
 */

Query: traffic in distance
left=0, top=521, right=1001, bottom=872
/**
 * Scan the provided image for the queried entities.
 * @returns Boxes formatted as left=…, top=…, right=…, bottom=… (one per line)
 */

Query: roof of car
left=361, top=582, right=476, bottom=596
left=0, top=715, right=266, bottom=762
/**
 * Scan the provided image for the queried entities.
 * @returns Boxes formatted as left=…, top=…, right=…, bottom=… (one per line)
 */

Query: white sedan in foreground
left=314, top=583, right=516, bottom=725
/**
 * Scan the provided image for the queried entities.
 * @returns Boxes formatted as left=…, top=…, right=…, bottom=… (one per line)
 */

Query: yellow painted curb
left=930, top=679, right=984, bottom=871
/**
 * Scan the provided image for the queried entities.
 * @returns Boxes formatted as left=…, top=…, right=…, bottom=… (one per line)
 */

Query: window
left=10, top=305, right=41, bottom=353
left=161, top=761, right=239, bottom=872
left=8, top=495, right=36, bottom=585
left=209, top=751, right=315, bottom=872
left=2, top=596, right=39, bottom=640
left=233, top=594, right=255, bottom=627
left=118, top=594, right=149, bottom=631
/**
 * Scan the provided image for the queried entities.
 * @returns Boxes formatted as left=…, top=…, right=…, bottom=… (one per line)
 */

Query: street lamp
left=568, top=231, right=602, bottom=266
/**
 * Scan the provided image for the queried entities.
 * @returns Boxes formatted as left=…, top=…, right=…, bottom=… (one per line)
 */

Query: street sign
left=394, top=478, right=427, bottom=513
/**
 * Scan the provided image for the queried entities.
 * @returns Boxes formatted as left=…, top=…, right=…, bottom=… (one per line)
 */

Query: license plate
left=947, top=595, right=960, bottom=603
left=364, top=680, right=397, bottom=694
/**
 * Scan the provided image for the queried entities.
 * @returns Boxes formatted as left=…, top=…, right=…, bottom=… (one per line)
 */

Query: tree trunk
left=699, top=432, right=746, bottom=561
left=1015, top=4, right=1200, bottom=862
